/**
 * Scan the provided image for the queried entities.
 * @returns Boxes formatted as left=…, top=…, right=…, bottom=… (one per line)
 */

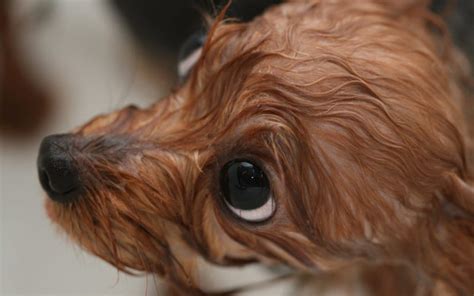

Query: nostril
left=38, top=168, right=52, bottom=193
left=37, top=134, right=83, bottom=203
left=39, top=167, right=76, bottom=194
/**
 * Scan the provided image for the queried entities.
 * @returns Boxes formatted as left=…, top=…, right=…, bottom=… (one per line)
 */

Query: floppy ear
left=443, top=172, right=474, bottom=217
left=431, top=168, right=474, bottom=293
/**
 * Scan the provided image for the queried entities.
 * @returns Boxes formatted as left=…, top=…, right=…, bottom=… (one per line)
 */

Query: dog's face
left=38, top=0, right=473, bottom=294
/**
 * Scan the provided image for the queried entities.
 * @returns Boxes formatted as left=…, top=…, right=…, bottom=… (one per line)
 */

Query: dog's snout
left=37, top=134, right=82, bottom=203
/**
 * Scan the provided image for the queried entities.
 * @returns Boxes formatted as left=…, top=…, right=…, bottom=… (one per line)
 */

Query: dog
left=37, top=0, right=473, bottom=295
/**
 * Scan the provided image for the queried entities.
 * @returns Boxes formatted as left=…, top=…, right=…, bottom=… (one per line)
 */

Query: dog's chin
left=44, top=199, right=67, bottom=226
left=44, top=199, right=57, bottom=221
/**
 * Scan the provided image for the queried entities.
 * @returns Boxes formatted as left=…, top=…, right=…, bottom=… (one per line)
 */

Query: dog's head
left=37, top=0, right=473, bottom=294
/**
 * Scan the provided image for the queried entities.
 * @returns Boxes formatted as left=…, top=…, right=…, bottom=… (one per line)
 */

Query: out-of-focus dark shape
left=432, top=0, right=474, bottom=67
left=223, top=0, right=283, bottom=21
left=110, top=0, right=282, bottom=76
left=111, top=0, right=204, bottom=56
left=0, top=0, right=52, bottom=137
left=111, top=0, right=471, bottom=76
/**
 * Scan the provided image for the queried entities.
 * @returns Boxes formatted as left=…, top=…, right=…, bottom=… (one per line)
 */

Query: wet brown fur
left=45, top=0, right=473, bottom=295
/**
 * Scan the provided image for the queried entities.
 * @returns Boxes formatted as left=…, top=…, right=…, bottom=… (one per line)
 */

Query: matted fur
left=44, top=0, right=473, bottom=295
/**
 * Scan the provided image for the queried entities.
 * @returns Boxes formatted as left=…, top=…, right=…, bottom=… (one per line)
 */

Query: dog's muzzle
left=37, top=134, right=83, bottom=203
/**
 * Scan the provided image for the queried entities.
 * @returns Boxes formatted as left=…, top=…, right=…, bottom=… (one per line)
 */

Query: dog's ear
left=443, top=172, right=474, bottom=217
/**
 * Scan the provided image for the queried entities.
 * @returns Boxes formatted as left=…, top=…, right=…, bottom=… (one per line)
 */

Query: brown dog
left=37, top=0, right=473, bottom=295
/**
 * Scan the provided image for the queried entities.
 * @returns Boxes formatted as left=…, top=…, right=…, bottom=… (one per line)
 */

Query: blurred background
left=0, top=0, right=472, bottom=295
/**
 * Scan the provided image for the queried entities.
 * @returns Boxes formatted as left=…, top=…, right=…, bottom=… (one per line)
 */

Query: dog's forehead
left=78, top=0, right=441, bottom=151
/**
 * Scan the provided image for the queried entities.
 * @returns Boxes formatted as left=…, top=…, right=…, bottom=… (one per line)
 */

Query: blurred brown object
left=0, top=0, right=51, bottom=136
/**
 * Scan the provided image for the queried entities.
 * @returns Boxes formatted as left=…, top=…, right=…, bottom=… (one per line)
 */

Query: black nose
left=37, top=134, right=82, bottom=203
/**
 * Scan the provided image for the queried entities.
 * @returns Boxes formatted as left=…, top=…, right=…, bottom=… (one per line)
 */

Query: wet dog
left=37, top=0, right=473, bottom=295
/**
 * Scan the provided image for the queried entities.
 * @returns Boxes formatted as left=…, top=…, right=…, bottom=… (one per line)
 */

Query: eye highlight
left=220, top=160, right=275, bottom=222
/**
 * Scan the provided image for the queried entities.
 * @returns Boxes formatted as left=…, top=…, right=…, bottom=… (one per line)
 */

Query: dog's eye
left=220, top=160, right=275, bottom=222
left=177, top=30, right=206, bottom=81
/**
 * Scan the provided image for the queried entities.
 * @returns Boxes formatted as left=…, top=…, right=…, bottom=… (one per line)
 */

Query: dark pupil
left=220, top=160, right=270, bottom=210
